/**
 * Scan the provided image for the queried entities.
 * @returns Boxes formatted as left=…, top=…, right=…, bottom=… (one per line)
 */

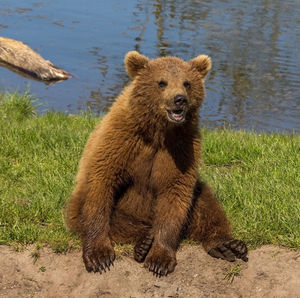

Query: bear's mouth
left=167, top=109, right=186, bottom=123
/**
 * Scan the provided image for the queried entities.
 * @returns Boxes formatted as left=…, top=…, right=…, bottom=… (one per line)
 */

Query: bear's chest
left=130, top=147, right=176, bottom=196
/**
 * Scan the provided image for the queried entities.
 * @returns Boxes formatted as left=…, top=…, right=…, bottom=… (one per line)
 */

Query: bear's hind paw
left=208, top=239, right=248, bottom=262
left=134, top=235, right=154, bottom=263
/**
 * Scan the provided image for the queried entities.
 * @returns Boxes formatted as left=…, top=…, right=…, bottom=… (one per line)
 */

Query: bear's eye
left=158, top=80, right=168, bottom=88
left=183, top=81, right=191, bottom=89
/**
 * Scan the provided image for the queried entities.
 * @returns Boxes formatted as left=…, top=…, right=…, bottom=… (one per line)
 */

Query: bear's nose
left=174, top=94, right=187, bottom=106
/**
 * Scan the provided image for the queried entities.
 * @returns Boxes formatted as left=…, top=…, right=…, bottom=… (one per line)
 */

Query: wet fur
left=65, top=52, right=247, bottom=276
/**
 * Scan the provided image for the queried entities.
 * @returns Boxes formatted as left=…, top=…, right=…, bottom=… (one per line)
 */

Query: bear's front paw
left=144, top=246, right=177, bottom=277
left=208, top=239, right=248, bottom=262
left=82, top=238, right=115, bottom=273
left=134, top=235, right=154, bottom=263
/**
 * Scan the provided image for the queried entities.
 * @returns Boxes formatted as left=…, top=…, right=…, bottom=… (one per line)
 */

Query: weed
left=224, top=264, right=241, bottom=283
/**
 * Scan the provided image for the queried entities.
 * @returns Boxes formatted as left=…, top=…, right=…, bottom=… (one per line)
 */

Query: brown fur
left=65, top=51, right=247, bottom=276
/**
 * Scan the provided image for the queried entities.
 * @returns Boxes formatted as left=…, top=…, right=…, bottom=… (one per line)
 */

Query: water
left=0, top=0, right=299, bottom=133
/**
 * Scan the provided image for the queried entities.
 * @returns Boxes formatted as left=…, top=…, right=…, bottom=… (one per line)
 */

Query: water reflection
left=0, top=0, right=299, bottom=132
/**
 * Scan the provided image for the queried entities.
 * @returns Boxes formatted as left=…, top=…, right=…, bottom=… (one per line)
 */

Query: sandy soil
left=0, top=244, right=299, bottom=298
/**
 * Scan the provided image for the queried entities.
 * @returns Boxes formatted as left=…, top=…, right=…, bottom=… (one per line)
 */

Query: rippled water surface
left=0, top=0, right=299, bottom=133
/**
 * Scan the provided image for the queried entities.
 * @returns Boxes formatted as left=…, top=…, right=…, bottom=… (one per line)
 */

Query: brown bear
left=65, top=51, right=247, bottom=276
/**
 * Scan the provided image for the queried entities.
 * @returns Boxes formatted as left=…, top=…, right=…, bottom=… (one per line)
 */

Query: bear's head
left=125, top=51, right=211, bottom=125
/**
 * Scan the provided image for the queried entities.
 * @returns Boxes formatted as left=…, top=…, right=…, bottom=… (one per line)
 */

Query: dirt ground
left=0, top=244, right=299, bottom=298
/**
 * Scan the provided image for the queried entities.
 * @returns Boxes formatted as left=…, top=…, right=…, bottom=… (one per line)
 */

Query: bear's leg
left=186, top=180, right=248, bottom=262
left=143, top=190, right=192, bottom=276
left=80, top=180, right=118, bottom=274
left=65, top=184, right=86, bottom=234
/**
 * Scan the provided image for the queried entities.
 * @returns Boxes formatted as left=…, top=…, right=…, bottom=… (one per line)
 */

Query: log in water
left=0, top=37, right=72, bottom=83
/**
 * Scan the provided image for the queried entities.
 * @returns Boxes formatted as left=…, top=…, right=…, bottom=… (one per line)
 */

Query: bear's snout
left=166, top=94, right=188, bottom=124
left=173, top=94, right=187, bottom=107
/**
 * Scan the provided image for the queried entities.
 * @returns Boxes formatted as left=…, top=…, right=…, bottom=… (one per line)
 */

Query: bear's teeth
left=167, top=109, right=185, bottom=122
left=171, top=111, right=184, bottom=121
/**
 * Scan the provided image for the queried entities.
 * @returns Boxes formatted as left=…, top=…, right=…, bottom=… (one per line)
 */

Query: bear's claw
left=144, top=254, right=177, bottom=277
left=144, top=246, right=177, bottom=277
left=208, top=239, right=248, bottom=262
left=82, top=242, right=115, bottom=274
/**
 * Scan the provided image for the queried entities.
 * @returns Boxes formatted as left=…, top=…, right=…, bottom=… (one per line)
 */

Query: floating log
left=0, top=37, right=72, bottom=83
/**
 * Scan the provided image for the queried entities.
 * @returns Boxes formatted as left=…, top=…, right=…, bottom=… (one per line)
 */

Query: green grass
left=200, top=129, right=300, bottom=248
left=0, top=91, right=299, bottom=252
left=0, top=91, right=97, bottom=251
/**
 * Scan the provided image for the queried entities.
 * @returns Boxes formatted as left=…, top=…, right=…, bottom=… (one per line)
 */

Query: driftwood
left=0, top=37, right=72, bottom=83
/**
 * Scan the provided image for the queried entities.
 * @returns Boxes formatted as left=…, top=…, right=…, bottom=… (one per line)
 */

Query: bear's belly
left=115, top=148, right=176, bottom=221
left=115, top=186, right=154, bottom=222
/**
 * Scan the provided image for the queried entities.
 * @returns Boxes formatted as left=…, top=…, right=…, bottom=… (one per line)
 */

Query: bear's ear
left=189, top=55, right=212, bottom=79
left=125, top=51, right=150, bottom=79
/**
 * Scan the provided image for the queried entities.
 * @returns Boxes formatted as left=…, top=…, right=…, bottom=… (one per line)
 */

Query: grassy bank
left=0, top=91, right=299, bottom=252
